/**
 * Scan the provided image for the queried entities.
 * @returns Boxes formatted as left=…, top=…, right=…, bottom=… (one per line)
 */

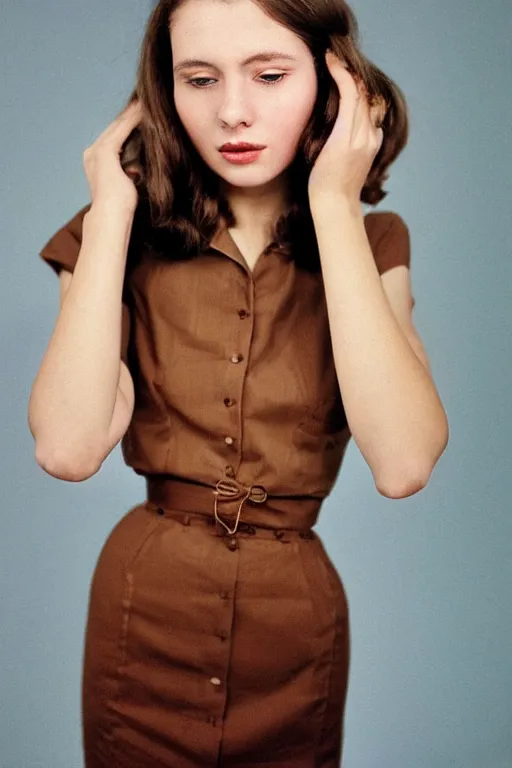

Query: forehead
left=169, top=0, right=302, bottom=54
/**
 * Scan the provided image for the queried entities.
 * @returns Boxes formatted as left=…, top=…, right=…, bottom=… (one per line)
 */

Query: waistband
left=145, top=474, right=323, bottom=535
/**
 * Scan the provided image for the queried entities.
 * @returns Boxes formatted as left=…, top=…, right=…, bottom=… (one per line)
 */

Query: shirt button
left=227, top=538, right=238, bottom=551
left=223, top=397, right=235, bottom=407
left=210, top=677, right=222, bottom=686
left=225, top=465, right=235, bottom=477
left=238, top=309, right=249, bottom=319
left=230, top=353, right=243, bottom=363
left=224, top=436, right=234, bottom=445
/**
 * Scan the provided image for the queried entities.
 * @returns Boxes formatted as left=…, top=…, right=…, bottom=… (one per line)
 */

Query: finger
left=324, top=50, right=357, bottom=92
left=368, top=92, right=385, bottom=131
left=98, top=101, right=143, bottom=146
left=112, top=101, right=143, bottom=131
left=348, top=78, right=372, bottom=143
left=105, top=101, right=142, bottom=134
left=369, top=97, right=387, bottom=128
left=368, top=98, right=385, bottom=153
left=324, top=51, right=360, bottom=131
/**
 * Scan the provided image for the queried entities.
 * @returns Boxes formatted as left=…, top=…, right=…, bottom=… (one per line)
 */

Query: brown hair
left=120, top=0, right=409, bottom=272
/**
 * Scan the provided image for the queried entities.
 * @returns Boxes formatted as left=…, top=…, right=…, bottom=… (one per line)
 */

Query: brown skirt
left=81, top=500, right=351, bottom=767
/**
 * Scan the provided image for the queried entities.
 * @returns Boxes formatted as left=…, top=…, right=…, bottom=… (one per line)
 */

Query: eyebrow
left=173, top=51, right=298, bottom=73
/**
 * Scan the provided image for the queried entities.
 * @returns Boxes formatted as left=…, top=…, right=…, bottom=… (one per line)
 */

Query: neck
left=220, top=171, right=290, bottom=235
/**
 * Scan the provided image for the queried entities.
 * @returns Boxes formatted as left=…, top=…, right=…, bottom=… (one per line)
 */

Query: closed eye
left=186, top=73, right=287, bottom=88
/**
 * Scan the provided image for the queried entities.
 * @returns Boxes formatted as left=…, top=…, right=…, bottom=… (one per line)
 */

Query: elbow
left=376, top=470, right=427, bottom=499
left=376, top=420, right=450, bottom=500
left=35, top=445, right=102, bottom=482
left=375, top=458, right=435, bottom=499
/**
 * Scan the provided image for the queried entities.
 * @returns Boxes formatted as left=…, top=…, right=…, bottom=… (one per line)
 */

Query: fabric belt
left=145, top=474, right=322, bottom=538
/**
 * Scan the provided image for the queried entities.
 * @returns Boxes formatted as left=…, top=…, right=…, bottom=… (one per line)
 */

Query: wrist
left=84, top=201, right=136, bottom=242
left=309, top=192, right=363, bottom=220
left=88, top=198, right=137, bottom=222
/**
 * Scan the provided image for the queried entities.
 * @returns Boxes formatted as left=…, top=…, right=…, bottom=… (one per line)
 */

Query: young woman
left=29, top=0, right=448, bottom=765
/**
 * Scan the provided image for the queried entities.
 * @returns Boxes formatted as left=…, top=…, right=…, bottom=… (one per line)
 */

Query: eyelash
left=186, top=73, right=287, bottom=88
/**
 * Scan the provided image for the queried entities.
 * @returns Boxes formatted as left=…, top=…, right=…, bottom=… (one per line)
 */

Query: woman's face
left=170, top=0, right=318, bottom=190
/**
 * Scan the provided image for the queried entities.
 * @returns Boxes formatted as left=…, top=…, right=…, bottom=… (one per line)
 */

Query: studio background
left=1, top=1, right=510, bottom=766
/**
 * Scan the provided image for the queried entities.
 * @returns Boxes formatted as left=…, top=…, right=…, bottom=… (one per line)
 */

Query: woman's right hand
left=83, top=99, right=143, bottom=214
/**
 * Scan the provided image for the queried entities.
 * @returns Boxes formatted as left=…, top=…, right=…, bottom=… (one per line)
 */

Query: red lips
left=219, top=142, right=266, bottom=152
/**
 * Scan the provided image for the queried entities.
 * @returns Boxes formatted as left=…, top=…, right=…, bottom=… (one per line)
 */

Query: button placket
left=223, top=350, right=244, bottom=451
left=219, top=291, right=253, bottom=487
left=216, top=285, right=255, bottom=533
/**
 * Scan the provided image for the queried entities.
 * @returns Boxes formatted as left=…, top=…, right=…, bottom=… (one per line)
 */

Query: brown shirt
left=39, top=204, right=411, bottom=501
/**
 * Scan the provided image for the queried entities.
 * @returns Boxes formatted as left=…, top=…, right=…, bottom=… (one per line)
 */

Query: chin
left=212, top=159, right=292, bottom=189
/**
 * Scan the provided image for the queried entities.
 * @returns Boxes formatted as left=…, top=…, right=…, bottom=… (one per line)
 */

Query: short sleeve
left=39, top=204, right=92, bottom=276
left=39, top=204, right=131, bottom=365
left=372, top=212, right=411, bottom=274
left=366, top=211, right=415, bottom=309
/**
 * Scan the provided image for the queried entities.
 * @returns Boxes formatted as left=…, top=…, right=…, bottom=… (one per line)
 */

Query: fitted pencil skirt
left=81, top=499, right=351, bottom=767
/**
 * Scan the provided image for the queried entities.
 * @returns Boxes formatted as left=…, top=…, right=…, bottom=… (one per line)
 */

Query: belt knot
left=212, top=478, right=268, bottom=534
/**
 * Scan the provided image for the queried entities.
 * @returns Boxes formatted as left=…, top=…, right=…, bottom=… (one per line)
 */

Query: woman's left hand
left=308, top=50, right=386, bottom=204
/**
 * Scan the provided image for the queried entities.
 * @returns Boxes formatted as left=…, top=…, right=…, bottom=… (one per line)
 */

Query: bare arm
left=310, top=199, right=448, bottom=497
left=28, top=203, right=135, bottom=481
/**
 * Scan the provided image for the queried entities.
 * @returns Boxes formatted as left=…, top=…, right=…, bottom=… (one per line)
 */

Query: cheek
left=274, top=107, right=306, bottom=137
left=174, top=92, right=207, bottom=143
left=271, top=79, right=317, bottom=134
left=270, top=97, right=315, bottom=148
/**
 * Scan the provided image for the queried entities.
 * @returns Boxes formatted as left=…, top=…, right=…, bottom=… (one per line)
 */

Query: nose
left=217, top=81, right=254, bottom=128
